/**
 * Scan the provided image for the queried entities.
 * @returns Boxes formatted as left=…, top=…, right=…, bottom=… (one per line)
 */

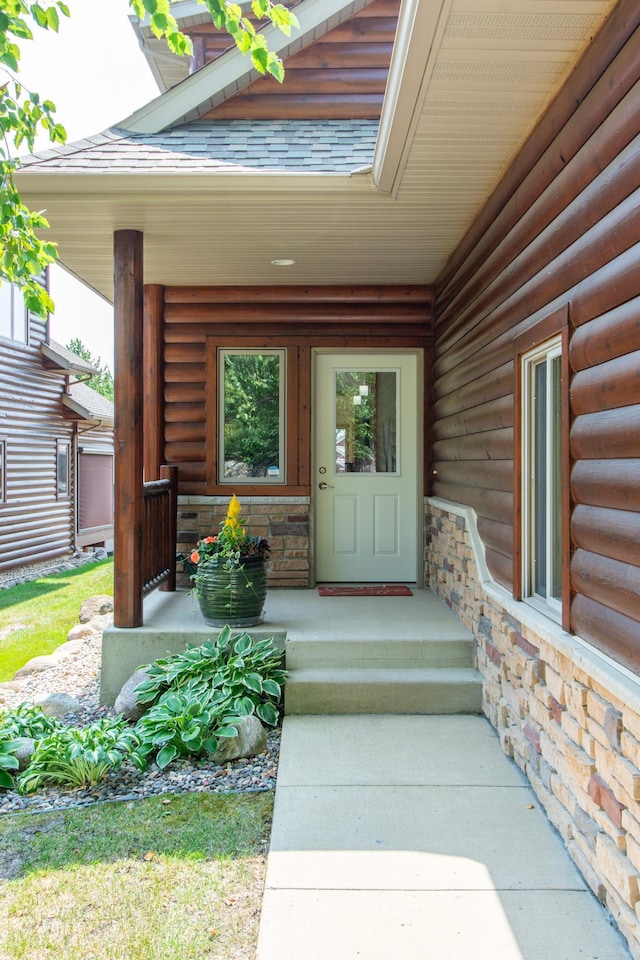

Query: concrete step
left=285, top=636, right=474, bottom=670
left=284, top=667, right=483, bottom=716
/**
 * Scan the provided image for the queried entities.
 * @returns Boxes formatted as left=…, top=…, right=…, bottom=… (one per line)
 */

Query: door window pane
left=334, top=370, right=397, bottom=473
left=219, top=350, right=285, bottom=482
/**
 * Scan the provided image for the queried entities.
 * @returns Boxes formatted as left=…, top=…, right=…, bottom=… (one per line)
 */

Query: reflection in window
left=219, top=350, right=285, bottom=482
left=56, top=439, right=71, bottom=499
left=0, top=283, right=28, bottom=344
left=522, top=338, right=562, bottom=615
left=335, top=370, right=397, bottom=473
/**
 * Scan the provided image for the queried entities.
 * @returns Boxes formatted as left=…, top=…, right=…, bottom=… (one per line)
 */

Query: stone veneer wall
left=426, top=496, right=640, bottom=958
left=176, top=496, right=310, bottom=588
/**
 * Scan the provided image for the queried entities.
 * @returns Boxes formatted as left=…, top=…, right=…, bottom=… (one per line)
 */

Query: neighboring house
left=0, top=299, right=114, bottom=572
left=14, top=0, right=640, bottom=950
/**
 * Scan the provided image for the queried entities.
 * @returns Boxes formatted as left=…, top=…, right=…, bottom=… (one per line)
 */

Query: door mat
left=318, top=585, right=413, bottom=597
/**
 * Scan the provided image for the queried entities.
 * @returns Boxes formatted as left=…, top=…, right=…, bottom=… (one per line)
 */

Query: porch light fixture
left=271, top=258, right=296, bottom=266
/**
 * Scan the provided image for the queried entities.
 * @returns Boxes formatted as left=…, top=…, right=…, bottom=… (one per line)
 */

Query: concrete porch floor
left=101, top=586, right=470, bottom=703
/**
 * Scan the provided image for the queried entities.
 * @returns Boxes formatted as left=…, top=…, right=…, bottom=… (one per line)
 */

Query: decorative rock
left=13, top=737, right=36, bottom=770
left=114, top=669, right=152, bottom=722
left=14, top=655, right=58, bottom=678
left=79, top=595, right=113, bottom=623
left=211, top=714, right=267, bottom=764
left=66, top=623, right=99, bottom=642
left=36, top=692, right=81, bottom=717
left=52, top=638, right=88, bottom=661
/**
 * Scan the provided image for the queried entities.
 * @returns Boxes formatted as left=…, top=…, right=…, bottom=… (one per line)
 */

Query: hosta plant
left=0, top=703, right=64, bottom=790
left=135, top=625, right=285, bottom=727
left=0, top=739, right=23, bottom=790
left=17, top=717, right=144, bottom=794
left=0, top=702, right=63, bottom=741
left=134, top=682, right=243, bottom=770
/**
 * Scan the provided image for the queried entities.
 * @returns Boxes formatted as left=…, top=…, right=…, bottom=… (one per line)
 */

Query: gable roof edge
left=372, top=0, right=451, bottom=194
left=121, top=0, right=373, bottom=135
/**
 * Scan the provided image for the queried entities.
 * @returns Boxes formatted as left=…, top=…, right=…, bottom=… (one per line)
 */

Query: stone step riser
left=285, top=638, right=474, bottom=670
left=284, top=668, right=483, bottom=716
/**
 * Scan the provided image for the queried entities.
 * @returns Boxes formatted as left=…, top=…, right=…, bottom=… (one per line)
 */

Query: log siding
left=432, top=1, right=640, bottom=669
left=151, top=284, right=433, bottom=497
left=0, top=316, right=75, bottom=571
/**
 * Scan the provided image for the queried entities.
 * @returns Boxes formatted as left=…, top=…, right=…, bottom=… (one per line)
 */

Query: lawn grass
left=0, top=790, right=273, bottom=959
left=0, top=559, right=114, bottom=682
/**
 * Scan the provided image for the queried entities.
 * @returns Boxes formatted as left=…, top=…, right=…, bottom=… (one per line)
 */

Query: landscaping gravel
left=0, top=627, right=280, bottom=815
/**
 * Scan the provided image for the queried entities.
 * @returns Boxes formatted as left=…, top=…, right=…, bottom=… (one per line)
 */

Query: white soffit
left=375, top=0, right=617, bottom=204
left=121, top=0, right=373, bottom=135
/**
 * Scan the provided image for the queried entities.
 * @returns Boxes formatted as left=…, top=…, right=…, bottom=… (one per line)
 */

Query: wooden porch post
left=114, top=229, right=144, bottom=628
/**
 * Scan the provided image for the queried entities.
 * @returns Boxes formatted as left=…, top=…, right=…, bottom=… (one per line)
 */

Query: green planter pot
left=195, top=556, right=267, bottom=627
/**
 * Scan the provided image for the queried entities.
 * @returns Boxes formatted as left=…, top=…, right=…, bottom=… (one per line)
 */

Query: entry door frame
left=311, top=347, right=424, bottom=586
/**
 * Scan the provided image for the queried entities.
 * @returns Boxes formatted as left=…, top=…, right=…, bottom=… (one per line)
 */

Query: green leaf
left=234, top=633, right=252, bottom=655
left=242, top=673, right=263, bottom=693
left=257, top=701, right=279, bottom=726
left=262, top=678, right=281, bottom=698
left=215, top=725, right=239, bottom=739
left=156, top=744, right=179, bottom=769
left=251, top=44, right=269, bottom=75
left=0, top=768, right=16, bottom=789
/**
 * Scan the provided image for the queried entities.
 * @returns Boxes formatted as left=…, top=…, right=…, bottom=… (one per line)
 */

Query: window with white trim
left=56, top=439, right=71, bottom=499
left=218, top=349, right=286, bottom=483
left=0, top=283, right=28, bottom=344
left=521, top=337, right=562, bottom=619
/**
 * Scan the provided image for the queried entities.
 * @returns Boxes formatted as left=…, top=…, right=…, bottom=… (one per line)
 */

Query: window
left=0, top=438, right=6, bottom=502
left=334, top=369, right=398, bottom=473
left=56, top=439, right=71, bottom=499
left=521, top=337, right=563, bottom=619
left=0, top=283, right=28, bottom=344
left=218, top=349, right=285, bottom=483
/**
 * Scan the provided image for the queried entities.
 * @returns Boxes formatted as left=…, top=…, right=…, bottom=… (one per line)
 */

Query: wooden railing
left=142, top=465, right=178, bottom=596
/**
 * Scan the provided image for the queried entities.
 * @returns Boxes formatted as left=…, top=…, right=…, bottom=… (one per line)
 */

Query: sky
left=17, top=0, right=162, bottom=369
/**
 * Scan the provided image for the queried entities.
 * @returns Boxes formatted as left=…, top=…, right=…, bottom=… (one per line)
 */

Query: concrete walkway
left=257, top=714, right=631, bottom=960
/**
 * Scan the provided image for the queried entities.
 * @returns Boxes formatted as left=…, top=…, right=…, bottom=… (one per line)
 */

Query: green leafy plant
left=17, top=717, right=144, bottom=794
left=134, top=682, right=243, bottom=769
left=132, top=627, right=285, bottom=769
left=0, top=702, right=63, bottom=741
left=0, top=739, right=23, bottom=790
left=0, top=703, right=64, bottom=790
left=135, top=626, right=285, bottom=726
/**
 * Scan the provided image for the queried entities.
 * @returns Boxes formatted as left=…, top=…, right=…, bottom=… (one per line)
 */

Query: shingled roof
left=21, top=119, right=378, bottom=176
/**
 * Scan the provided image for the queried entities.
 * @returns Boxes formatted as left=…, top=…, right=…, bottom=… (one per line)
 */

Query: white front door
left=315, top=352, right=420, bottom=582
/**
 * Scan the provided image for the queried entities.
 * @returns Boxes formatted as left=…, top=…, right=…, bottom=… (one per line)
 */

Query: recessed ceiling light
left=270, top=258, right=296, bottom=266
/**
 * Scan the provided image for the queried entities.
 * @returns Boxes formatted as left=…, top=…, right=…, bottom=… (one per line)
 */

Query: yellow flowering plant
left=189, top=495, right=270, bottom=568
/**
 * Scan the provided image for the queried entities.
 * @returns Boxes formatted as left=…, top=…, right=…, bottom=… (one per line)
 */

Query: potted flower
left=190, top=495, right=270, bottom=627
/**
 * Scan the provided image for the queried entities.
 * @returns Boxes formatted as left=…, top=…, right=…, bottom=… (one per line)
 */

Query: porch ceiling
left=16, top=0, right=616, bottom=302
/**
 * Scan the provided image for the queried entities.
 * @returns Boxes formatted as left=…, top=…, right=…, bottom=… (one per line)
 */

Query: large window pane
left=219, top=350, right=285, bottom=482
left=334, top=370, right=397, bottom=474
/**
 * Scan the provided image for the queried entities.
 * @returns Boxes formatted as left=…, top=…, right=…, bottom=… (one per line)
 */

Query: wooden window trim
left=205, top=337, right=308, bottom=496
left=513, top=305, right=572, bottom=633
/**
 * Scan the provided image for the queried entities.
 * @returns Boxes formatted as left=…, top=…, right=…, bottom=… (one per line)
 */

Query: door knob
left=318, top=482, right=335, bottom=490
